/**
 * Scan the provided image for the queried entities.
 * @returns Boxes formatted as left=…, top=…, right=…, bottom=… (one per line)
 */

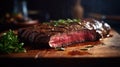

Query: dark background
left=81, top=0, right=120, bottom=17
left=0, top=0, right=120, bottom=20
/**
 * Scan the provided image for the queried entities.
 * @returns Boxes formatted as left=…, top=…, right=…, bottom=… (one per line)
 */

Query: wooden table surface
left=0, top=29, right=120, bottom=58
left=0, top=29, right=120, bottom=67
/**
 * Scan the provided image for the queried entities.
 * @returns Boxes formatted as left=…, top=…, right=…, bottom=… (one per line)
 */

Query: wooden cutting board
left=0, top=29, right=120, bottom=58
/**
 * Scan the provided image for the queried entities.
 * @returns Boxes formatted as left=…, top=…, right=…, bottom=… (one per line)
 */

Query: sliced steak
left=49, top=30, right=101, bottom=48
left=18, top=19, right=111, bottom=48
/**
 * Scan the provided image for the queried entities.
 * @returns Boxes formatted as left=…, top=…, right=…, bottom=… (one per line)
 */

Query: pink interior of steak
left=49, top=30, right=101, bottom=48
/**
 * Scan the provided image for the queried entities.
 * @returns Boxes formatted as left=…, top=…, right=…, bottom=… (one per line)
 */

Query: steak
left=18, top=18, right=111, bottom=48
left=49, top=30, right=101, bottom=48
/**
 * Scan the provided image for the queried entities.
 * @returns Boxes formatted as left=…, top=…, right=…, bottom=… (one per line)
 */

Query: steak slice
left=18, top=28, right=101, bottom=48
left=49, top=30, right=101, bottom=48
left=18, top=19, right=111, bottom=48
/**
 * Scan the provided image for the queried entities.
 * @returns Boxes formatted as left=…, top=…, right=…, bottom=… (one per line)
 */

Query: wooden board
left=0, top=29, right=120, bottom=58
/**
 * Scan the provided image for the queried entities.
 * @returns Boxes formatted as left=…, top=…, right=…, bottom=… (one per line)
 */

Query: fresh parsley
left=0, top=30, right=26, bottom=54
left=52, top=19, right=81, bottom=26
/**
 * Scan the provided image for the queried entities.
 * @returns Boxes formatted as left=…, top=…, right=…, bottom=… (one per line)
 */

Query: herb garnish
left=55, top=47, right=65, bottom=51
left=0, top=30, right=26, bottom=54
left=52, top=19, right=81, bottom=26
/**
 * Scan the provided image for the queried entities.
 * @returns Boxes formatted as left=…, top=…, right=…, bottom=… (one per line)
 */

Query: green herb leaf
left=80, top=48, right=89, bottom=51
left=55, top=47, right=65, bottom=51
left=85, top=45, right=94, bottom=48
left=0, top=29, right=26, bottom=54
left=50, top=19, right=82, bottom=26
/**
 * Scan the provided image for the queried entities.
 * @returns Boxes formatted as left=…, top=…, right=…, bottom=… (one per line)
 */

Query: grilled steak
left=18, top=19, right=111, bottom=48
left=49, top=30, right=101, bottom=48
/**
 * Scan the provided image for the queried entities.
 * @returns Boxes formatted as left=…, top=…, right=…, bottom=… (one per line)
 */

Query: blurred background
left=81, top=0, right=120, bottom=17
left=0, top=0, right=120, bottom=33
